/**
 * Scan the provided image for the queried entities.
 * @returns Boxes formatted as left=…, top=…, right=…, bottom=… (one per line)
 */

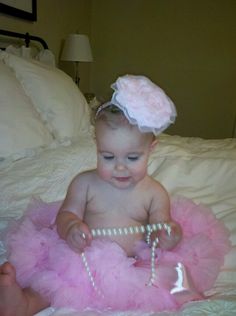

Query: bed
left=0, top=31, right=236, bottom=316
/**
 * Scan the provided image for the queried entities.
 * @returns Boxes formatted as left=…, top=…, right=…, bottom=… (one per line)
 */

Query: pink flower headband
left=96, top=75, right=177, bottom=135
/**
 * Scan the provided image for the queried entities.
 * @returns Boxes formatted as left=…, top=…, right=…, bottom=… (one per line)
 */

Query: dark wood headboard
left=0, top=29, right=48, bottom=49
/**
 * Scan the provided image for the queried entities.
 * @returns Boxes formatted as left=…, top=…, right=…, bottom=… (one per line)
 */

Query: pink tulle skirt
left=4, top=197, right=231, bottom=312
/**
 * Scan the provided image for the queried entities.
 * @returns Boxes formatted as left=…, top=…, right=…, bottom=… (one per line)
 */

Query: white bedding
left=0, top=50, right=236, bottom=315
left=1, top=134, right=236, bottom=316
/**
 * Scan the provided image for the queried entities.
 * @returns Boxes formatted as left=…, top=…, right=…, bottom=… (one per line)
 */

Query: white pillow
left=2, top=52, right=91, bottom=141
left=0, top=60, right=53, bottom=160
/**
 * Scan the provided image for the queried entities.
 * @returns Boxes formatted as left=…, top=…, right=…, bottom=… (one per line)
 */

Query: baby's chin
left=110, top=177, right=136, bottom=189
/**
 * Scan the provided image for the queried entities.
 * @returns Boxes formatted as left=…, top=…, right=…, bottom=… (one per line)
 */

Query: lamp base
left=75, top=75, right=80, bottom=86
left=74, top=61, right=80, bottom=86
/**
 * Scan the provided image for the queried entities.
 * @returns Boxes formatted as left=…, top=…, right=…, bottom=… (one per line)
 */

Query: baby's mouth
left=114, top=176, right=130, bottom=182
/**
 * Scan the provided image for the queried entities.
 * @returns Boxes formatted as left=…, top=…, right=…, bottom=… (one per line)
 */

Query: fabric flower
left=107, top=75, right=177, bottom=135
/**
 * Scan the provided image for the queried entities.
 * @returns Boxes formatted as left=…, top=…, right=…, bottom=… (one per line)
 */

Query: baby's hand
left=153, top=221, right=182, bottom=250
left=65, top=220, right=92, bottom=253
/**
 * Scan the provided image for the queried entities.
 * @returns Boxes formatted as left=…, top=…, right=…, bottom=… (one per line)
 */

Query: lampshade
left=61, top=34, right=93, bottom=62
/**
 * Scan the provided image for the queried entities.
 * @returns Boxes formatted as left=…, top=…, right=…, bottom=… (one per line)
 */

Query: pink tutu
left=4, top=197, right=231, bottom=312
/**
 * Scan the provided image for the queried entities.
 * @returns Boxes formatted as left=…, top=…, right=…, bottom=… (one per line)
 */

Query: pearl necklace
left=81, top=222, right=171, bottom=295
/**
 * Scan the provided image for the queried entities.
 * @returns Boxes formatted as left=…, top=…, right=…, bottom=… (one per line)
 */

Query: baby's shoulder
left=144, top=176, right=169, bottom=197
left=71, top=169, right=97, bottom=187
left=145, top=175, right=162, bottom=188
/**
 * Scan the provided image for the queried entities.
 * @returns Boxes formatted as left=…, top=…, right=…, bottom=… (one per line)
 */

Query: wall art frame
left=0, top=0, right=37, bottom=21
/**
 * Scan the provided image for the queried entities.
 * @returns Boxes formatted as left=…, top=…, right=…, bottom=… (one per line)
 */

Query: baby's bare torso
left=84, top=173, right=153, bottom=255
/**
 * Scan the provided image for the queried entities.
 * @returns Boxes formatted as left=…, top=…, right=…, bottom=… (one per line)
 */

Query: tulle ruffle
left=4, top=197, right=231, bottom=312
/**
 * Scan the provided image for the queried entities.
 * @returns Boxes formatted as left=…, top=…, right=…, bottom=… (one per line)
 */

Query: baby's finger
left=75, top=230, right=92, bottom=247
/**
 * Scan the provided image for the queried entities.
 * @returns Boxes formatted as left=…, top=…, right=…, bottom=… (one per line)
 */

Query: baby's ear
left=149, top=138, right=158, bottom=152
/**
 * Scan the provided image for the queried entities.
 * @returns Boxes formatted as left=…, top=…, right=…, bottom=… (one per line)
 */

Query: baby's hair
left=95, top=104, right=131, bottom=130
left=94, top=104, right=156, bottom=143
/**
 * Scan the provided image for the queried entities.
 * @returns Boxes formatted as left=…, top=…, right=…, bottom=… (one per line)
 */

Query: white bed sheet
left=35, top=298, right=236, bottom=316
left=1, top=133, right=236, bottom=316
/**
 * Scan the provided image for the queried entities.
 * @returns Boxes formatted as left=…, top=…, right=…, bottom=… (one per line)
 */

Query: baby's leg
left=0, top=262, right=49, bottom=316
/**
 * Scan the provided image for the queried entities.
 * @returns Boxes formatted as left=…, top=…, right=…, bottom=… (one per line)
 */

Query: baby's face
left=95, top=122, right=155, bottom=189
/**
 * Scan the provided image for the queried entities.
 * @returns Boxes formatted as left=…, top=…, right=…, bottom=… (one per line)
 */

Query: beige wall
left=1, top=0, right=236, bottom=138
left=90, top=0, right=236, bottom=138
left=0, top=0, right=92, bottom=92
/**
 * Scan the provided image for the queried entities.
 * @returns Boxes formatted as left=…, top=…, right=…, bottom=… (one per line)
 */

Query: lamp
left=61, top=33, right=93, bottom=85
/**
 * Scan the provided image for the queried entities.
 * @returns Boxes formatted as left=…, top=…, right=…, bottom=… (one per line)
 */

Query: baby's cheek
left=97, top=166, right=112, bottom=181
left=132, top=167, right=147, bottom=181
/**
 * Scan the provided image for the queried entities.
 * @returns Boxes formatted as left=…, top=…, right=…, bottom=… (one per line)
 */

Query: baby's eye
left=103, top=155, right=114, bottom=160
left=128, top=156, right=139, bottom=161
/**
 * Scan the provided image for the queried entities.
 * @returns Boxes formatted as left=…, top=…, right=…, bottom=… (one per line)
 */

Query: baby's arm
left=148, top=181, right=182, bottom=250
left=56, top=173, right=92, bottom=253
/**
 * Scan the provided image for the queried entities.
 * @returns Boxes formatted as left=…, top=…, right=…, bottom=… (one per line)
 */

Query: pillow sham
left=1, top=52, right=91, bottom=141
left=0, top=60, right=53, bottom=160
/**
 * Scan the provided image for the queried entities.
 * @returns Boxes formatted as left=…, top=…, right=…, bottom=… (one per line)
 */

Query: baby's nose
left=115, top=161, right=126, bottom=171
